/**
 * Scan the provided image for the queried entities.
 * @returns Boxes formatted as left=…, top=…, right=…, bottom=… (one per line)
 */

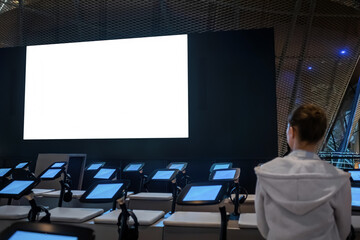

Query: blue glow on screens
left=352, top=187, right=360, bottom=207
left=15, top=162, right=28, bottom=169
left=213, top=164, right=230, bottom=171
left=213, top=169, right=236, bottom=180
left=9, top=231, right=78, bottom=240
left=87, top=163, right=103, bottom=170
left=126, top=164, right=142, bottom=171
left=86, top=183, right=124, bottom=199
left=183, top=185, right=222, bottom=201
left=152, top=170, right=174, bottom=180
left=94, top=169, right=116, bottom=179
left=51, top=162, right=65, bottom=168
left=0, top=168, right=11, bottom=177
left=0, top=180, right=34, bottom=195
left=169, top=164, right=185, bottom=170
left=41, top=169, right=62, bottom=179
left=349, top=171, right=360, bottom=181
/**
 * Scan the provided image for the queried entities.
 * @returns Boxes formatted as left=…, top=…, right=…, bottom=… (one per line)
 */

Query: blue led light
left=340, top=50, right=346, bottom=54
left=307, top=66, right=312, bottom=70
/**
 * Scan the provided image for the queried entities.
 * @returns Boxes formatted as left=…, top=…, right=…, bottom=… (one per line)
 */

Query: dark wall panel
left=0, top=29, right=277, bottom=192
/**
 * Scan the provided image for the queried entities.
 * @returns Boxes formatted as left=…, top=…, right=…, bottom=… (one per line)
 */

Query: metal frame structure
left=1, top=0, right=360, bottom=156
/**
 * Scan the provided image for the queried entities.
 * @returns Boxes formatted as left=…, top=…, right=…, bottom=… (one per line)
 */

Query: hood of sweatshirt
left=255, top=150, right=350, bottom=216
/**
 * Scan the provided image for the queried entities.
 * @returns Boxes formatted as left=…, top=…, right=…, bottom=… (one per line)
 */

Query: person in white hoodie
left=255, top=103, right=351, bottom=240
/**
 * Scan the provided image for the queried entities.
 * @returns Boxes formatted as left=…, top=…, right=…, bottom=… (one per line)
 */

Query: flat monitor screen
left=15, top=162, right=28, bottom=169
left=86, top=183, right=124, bottom=200
left=213, top=163, right=231, bottom=171
left=40, top=168, right=62, bottom=179
left=94, top=169, right=116, bottom=179
left=152, top=170, right=175, bottom=180
left=0, top=180, right=34, bottom=195
left=50, top=162, right=66, bottom=168
left=8, top=230, right=78, bottom=240
left=213, top=169, right=237, bottom=180
left=183, top=185, right=222, bottom=202
left=352, top=187, right=360, bottom=207
left=349, top=171, right=360, bottom=181
left=0, top=168, right=12, bottom=177
left=168, top=163, right=185, bottom=171
left=125, top=164, right=142, bottom=172
left=24, top=34, right=188, bottom=140
left=87, top=163, right=103, bottom=171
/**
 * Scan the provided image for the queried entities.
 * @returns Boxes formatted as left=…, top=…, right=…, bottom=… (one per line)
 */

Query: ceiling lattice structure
left=1, top=0, right=360, bottom=156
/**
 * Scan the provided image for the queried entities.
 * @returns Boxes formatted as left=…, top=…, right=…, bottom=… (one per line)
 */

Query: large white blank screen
left=24, top=35, right=188, bottom=139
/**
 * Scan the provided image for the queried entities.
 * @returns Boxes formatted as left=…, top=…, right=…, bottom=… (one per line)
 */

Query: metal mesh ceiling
left=1, top=0, right=360, bottom=156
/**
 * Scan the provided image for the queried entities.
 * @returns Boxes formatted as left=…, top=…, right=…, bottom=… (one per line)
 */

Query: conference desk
left=1, top=211, right=360, bottom=240
left=1, top=193, right=358, bottom=240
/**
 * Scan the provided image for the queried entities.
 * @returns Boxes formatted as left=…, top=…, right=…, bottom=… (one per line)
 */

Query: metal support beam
left=338, top=77, right=360, bottom=152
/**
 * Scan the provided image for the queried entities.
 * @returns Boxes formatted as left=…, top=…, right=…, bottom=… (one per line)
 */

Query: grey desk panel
left=129, top=193, right=172, bottom=212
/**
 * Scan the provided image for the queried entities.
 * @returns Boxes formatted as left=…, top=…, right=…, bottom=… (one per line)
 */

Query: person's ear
left=286, top=124, right=295, bottom=149
left=288, top=126, right=294, bottom=139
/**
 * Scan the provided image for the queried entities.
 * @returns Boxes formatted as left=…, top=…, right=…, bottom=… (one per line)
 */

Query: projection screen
left=24, top=35, right=188, bottom=140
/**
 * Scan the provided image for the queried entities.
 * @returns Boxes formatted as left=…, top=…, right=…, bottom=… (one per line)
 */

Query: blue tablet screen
left=41, top=168, right=62, bottom=179
left=86, top=183, right=124, bottom=199
left=352, top=187, right=360, bottom=207
left=349, top=171, right=360, bottom=181
left=125, top=164, right=142, bottom=171
left=87, top=163, right=103, bottom=170
left=0, top=168, right=11, bottom=177
left=50, top=162, right=66, bottom=168
left=213, top=163, right=231, bottom=171
left=183, top=185, right=222, bottom=201
left=0, top=180, right=34, bottom=195
left=15, top=162, right=28, bottom=169
left=168, top=164, right=185, bottom=171
left=213, top=169, right=236, bottom=180
left=152, top=170, right=175, bottom=180
left=9, top=231, right=78, bottom=240
left=94, top=168, right=116, bottom=179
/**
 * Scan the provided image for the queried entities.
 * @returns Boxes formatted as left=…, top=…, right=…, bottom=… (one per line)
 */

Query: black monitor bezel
left=352, top=186, right=360, bottom=211
left=209, top=168, right=241, bottom=182
left=148, top=169, right=179, bottom=182
left=0, top=168, right=13, bottom=178
left=123, top=162, right=145, bottom=172
left=93, top=167, right=117, bottom=180
left=177, top=182, right=227, bottom=205
left=38, top=167, right=64, bottom=180
left=80, top=179, right=130, bottom=203
left=166, top=162, right=188, bottom=171
left=49, top=161, right=67, bottom=169
left=209, top=162, right=233, bottom=172
left=0, top=179, right=38, bottom=199
left=86, top=162, right=106, bottom=171
left=14, top=162, right=30, bottom=169
left=0, top=222, right=94, bottom=240
left=347, top=169, right=360, bottom=182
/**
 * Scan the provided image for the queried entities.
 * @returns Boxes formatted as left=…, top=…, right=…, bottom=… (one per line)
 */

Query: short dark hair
left=288, top=104, right=327, bottom=144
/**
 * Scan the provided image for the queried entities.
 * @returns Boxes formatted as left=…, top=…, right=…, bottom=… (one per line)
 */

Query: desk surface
left=49, top=207, right=104, bottom=222
left=0, top=205, right=31, bottom=220
left=164, top=211, right=221, bottom=228
left=130, top=192, right=173, bottom=200
left=41, top=190, right=86, bottom=199
left=94, top=209, right=165, bottom=225
left=32, top=188, right=55, bottom=196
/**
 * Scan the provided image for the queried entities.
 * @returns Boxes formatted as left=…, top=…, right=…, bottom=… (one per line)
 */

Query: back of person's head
left=288, top=103, right=327, bottom=144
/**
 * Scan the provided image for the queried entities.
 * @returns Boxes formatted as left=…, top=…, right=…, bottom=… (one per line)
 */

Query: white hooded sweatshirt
left=255, top=150, right=351, bottom=240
